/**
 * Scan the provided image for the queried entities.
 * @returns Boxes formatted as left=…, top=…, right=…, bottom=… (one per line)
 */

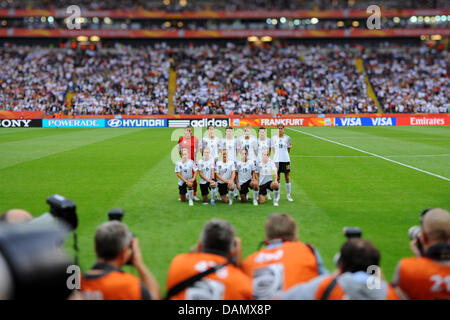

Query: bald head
left=422, top=208, right=450, bottom=245
left=0, top=209, right=33, bottom=224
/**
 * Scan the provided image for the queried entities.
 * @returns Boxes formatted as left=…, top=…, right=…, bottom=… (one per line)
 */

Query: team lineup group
left=175, top=123, right=293, bottom=206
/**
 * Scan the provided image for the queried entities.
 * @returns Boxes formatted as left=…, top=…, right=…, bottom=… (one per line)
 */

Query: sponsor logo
left=260, top=118, right=305, bottom=127
left=324, top=118, right=332, bottom=126
left=336, top=117, right=362, bottom=126
left=370, top=117, right=395, bottom=126
left=335, top=117, right=396, bottom=127
left=105, top=118, right=167, bottom=127
left=43, top=119, right=105, bottom=128
left=233, top=118, right=240, bottom=127
left=0, top=119, right=35, bottom=127
left=410, top=117, right=445, bottom=126
left=168, top=118, right=230, bottom=128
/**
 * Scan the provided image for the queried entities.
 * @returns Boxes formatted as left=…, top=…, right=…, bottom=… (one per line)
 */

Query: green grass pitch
left=0, top=126, right=449, bottom=292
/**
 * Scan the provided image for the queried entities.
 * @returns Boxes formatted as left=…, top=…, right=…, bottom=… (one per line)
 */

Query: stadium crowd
left=0, top=42, right=448, bottom=115
left=364, top=45, right=449, bottom=113
left=0, top=207, right=449, bottom=300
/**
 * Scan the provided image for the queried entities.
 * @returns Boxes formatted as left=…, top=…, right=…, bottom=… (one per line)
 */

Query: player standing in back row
left=221, top=126, right=239, bottom=198
left=271, top=124, right=293, bottom=202
left=237, top=124, right=258, bottom=164
left=201, top=124, right=221, bottom=163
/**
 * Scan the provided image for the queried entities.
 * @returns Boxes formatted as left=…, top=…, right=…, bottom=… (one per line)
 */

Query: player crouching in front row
left=256, top=150, right=280, bottom=206
left=215, top=149, right=236, bottom=205
left=236, top=149, right=259, bottom=206
left=175, top=148, right=198, bottom=206
left=197, top=147, right=218, bottom=206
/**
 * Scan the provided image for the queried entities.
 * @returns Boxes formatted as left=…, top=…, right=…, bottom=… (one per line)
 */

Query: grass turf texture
left=0, top=126, right=449, bottom=293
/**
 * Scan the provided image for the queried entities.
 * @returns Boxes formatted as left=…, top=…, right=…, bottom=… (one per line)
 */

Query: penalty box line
left=287, top=128, right=450, bottom=182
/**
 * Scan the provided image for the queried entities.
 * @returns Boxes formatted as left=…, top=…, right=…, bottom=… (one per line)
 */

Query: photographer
left=392, top=208, right=450, bottom=300
left=282, top=238, right=399, bottom=300
left=166, top=219, right=252, bottom=300
left=80, top=221, right=160, bottom=300
left=241, top=213, right=328, bottom=299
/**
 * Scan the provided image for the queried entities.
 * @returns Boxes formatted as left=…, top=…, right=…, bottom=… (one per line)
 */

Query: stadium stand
left=0, top=42, right=447, bottom=115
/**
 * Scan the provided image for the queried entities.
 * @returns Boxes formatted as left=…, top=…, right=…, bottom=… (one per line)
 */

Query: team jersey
left=166, top=252, right=252, bottom=300
left=201, top=136, right=221, bottom=161
left=175, top=159, right=198, bottom=186
left=215, top=160, right=236, bottom=183
left=271, top=135, right=291, bottom=162
left=256, top=159, right=277, bottom=186
left=393, top=257, right=450, bottom=300
left=257, top=138, right=272, bottom=162
left=197, top=159, right=215, bottom=184
left=237, top=136, right=258, bottom=162
left=242, top=241, right=320, bottom=299
left=236, top=160, right=256, bottom=186
left=221, top=137, right=237, bottom=162
left=178, top=136, right=199, bottom=161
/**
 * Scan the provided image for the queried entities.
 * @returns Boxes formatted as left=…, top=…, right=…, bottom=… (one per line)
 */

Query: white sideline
left=288, top=128, right=450, bottom=182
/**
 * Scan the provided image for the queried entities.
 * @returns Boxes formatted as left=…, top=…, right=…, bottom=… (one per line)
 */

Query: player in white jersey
left=257, top=126, right=272, bottom=162
left=235, top=149, right=259, bottom=205
left=197, top=147, right=218, bottom=206
left=257, top=126, right=272, bottom=200
left=201, top=124, right=221, bottom=162
left=221, top=126, right=239, bottom=198
left=255, top=150, right=280, bottom=206
left=175, top=148, right=198, bottom=206
left=237, top=124, right=258, bottom=164
left=221, top=126, right=237, bottom=162
left=215, top=149, right=236, bottom=205
left=271, top=124, right=293, bottom=202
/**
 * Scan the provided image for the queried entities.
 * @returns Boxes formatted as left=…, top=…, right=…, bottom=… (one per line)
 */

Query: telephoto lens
left=408, top=225, right=422, bottom=240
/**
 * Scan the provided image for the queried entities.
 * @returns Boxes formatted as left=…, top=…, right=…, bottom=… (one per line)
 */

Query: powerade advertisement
left=43, top=119, right=106, bottom=128
left=334, top=117, right=396, bottom=127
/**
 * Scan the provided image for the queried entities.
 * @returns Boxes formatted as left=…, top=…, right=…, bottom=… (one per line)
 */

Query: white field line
left=291, top=154, right=450, bottom=158
left=288, top=128, right=450, bottom=182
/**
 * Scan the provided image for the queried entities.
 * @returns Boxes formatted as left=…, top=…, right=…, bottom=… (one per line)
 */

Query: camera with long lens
left=333, top=227, right=362, bottom=266
left=0, top=217, right=73, bottom=299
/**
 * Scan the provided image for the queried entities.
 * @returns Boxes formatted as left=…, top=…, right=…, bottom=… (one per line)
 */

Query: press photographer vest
left=80, top=263, right=148, bottom=300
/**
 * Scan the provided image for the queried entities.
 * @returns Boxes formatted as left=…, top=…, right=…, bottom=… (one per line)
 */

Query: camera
left=31, top=194, right=78, bottom=232
left=107, top=209, right=135, bottom=265
left=343, top=227, right=362, bottom=239
left=108, top=208, right=124, bottom=222
left=0, top=219, right=73, bottom=299
left=333, top=227, right=363, bottom=266
left=408, top=225, right=421, bottom=241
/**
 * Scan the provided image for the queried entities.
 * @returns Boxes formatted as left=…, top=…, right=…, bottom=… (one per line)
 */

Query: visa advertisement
left=334, top=117, right=396, bottom=127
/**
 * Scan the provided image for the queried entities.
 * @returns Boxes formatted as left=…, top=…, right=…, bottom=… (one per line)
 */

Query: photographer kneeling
left=282, top=238, right=399, bottom=300
left=80, top=221, right=160, bottom=300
